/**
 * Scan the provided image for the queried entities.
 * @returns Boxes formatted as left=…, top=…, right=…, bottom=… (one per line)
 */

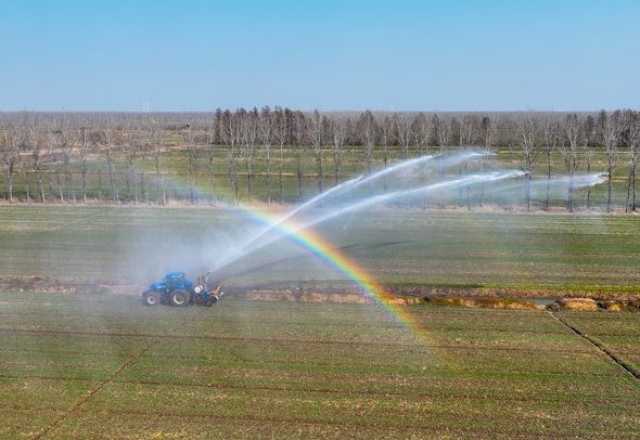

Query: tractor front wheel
left=170, top=290, right=191, bottom=307
left=142, top=291, right=161, bottom=306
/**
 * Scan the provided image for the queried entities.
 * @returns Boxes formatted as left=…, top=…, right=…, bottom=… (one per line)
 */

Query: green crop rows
left=1, top=292, right=639, bottom=439
left=0, top=205, right=639, bottom=296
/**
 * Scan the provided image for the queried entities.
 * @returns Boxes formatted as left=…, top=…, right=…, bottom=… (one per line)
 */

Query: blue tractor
left=142, top=272, right=223, bottom=307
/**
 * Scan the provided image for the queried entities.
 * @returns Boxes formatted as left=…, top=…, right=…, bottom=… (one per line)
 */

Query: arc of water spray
left=214, top=151, right=489, bottom=272
left=211, top=170, right=524, bottom=277
left=492, top=173, right=608, bottom=198
left=298, top=170, right=526, bottom=230
left=239, top=154, right=441, bottom=247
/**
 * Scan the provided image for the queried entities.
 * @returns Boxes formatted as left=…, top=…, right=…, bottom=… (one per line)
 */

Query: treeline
left=0, top=109, right=639, bottom=211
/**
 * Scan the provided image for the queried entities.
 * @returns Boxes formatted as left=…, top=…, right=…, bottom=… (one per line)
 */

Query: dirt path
left=548, top=311, right=640, bottom=381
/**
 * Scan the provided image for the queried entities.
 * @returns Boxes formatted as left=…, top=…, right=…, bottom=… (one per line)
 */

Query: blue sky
left=1, top=0, right=638, bottom=111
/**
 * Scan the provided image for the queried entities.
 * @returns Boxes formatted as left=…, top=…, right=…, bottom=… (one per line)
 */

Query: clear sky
left=1, top=0, right=638, bottom=112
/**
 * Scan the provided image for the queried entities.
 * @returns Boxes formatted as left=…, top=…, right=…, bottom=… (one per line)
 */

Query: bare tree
left=273, top=108, right=288, bottom=202
left=79, top=127, right=90, bottom=202
left=331, top=117, right=346, bottom=185
left=481, top=116, right=494, bottom=147
left=294, top=111, right=307, bottom=199
left=52, top=119, right=72, bottom=202
left=241, top=108, right=259, bottom=199
left=1, top=126, right=20, bottom=201
left=102, top=127, right=119, bottom=202
left=518, top=116, right=540, bottom=210
left=380, top=115, right=394, bottom=170
left=307, top=110, right=324, bottom=193
left=205, top=123, right=216, bottom=204
left=259, top=106, right=273, bottom=203
left=435, top=115, right=450, bottom=152
left=31, top=125, right=47, bottom=202
left=358, top=110, right=376, bottom=174
left=541, top=118, right=559, bottom=209
left=624, top=110, right=640, bottom=211
left=600, top=110, right=622, bottom=212
left=560, top=114, right=581, bottom=212
left=223, top=110, right=240, bottom=201
left=150, top=120, right=167, bottom=205
left=412, top=113, right=430, bottom=154
left=394, top=114, right=413, bottom=158
left=580, top=115, right=596, bottom=208
left=460, top=115, right=475, bottom=146
left=185, top=123, right=198, bottom=203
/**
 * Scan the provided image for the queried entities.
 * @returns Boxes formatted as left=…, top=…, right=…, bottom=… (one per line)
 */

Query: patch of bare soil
left=3, top=277, right=639, bottom=313
left=424, top=296, right=543, bottom=311
left=0, top=276, right=125, bottom=296
left=245, top=290, right=371, bottom=305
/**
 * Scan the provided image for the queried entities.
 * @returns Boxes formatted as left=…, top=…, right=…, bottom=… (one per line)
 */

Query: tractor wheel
left=170, top=290, right=191, bottom=307
left=142, top=291, right=161, bottom=306
left=205, top=295, right=219, bottom=307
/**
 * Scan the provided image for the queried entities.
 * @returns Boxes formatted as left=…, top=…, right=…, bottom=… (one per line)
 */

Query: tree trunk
left=63, top=155, right=71, bottom=202
left=279, top=143, right=285, bottom=202
left=545, top=153, right=552, bottom=209
left=525, top=174, right=531, bottom=211
left=24, top=170, right=31, bottom=204
left=586, top=158, right=592, bottom=209
left=81, top=161, right=88, bottom=203
left=96, top=169, right=103, bottom=200
left=296, top=150, right=303, bottom=200
left=208, top=149, right=216, bottom=205
left=333, top=147, right=339, bottom=185
left=228, top=145, right=239, bottom=202
left=607, top=168, right=613, bottom=212
left=56, top=170, right=64, bottom=202
left=140, top=171, right=146, bottom=203
left=626, top=158, right=638, bottom=212
left=37, top=171, right=45, bottom=203
left=316, top=150, right=323, bottom=194
left=633, top=165, right=637, bottom=211
left=6, top=169, right=13, bottom=202
left=567, top=168, right=574, bottom=213
left=265, top=145, right=272, bottom=204
left=107, top=155, right=117, bottom=202
left=246, top=154, right=253, bottom=199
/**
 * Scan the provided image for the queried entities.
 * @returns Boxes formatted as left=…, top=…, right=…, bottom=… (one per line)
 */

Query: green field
left=1, top=205, right=639, bottom=296
left=1, top=204, right=639, bottom=439
left=1, top=291, right=639, bottom=439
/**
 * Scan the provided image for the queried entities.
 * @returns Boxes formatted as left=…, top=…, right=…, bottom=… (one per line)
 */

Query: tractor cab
left=153, top=272, right=192, bottom=292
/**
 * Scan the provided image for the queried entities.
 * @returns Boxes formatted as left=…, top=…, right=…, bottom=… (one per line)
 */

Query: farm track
left=31, top=345, right=150, bottom=440
left=549, top=311, right=640, bottom=381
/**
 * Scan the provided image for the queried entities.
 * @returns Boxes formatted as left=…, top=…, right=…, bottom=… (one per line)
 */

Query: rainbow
left=230, top=203, right=430, bottom=343
left=138, top=168, right=429, bottom=342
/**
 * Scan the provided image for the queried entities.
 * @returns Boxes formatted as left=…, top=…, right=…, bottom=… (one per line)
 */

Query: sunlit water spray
left=210, top=170, right=526, bottom=278
left=212, top=151, right=490, bottom=273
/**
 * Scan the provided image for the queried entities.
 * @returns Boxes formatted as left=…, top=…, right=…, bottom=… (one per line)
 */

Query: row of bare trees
left=1, top=109, right=639, bottom=211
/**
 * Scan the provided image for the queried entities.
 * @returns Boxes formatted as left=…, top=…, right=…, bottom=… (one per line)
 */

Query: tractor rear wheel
left=170, top=289, right=191, bottom=307
left=142, top=291, right=161, bottom=306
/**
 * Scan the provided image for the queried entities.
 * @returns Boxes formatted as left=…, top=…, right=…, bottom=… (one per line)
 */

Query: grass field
left=1, top=291, right=639, bottom=439
left=1, top=205, right=639, bottom=296
left=1, top=202, right=639, bottom=439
